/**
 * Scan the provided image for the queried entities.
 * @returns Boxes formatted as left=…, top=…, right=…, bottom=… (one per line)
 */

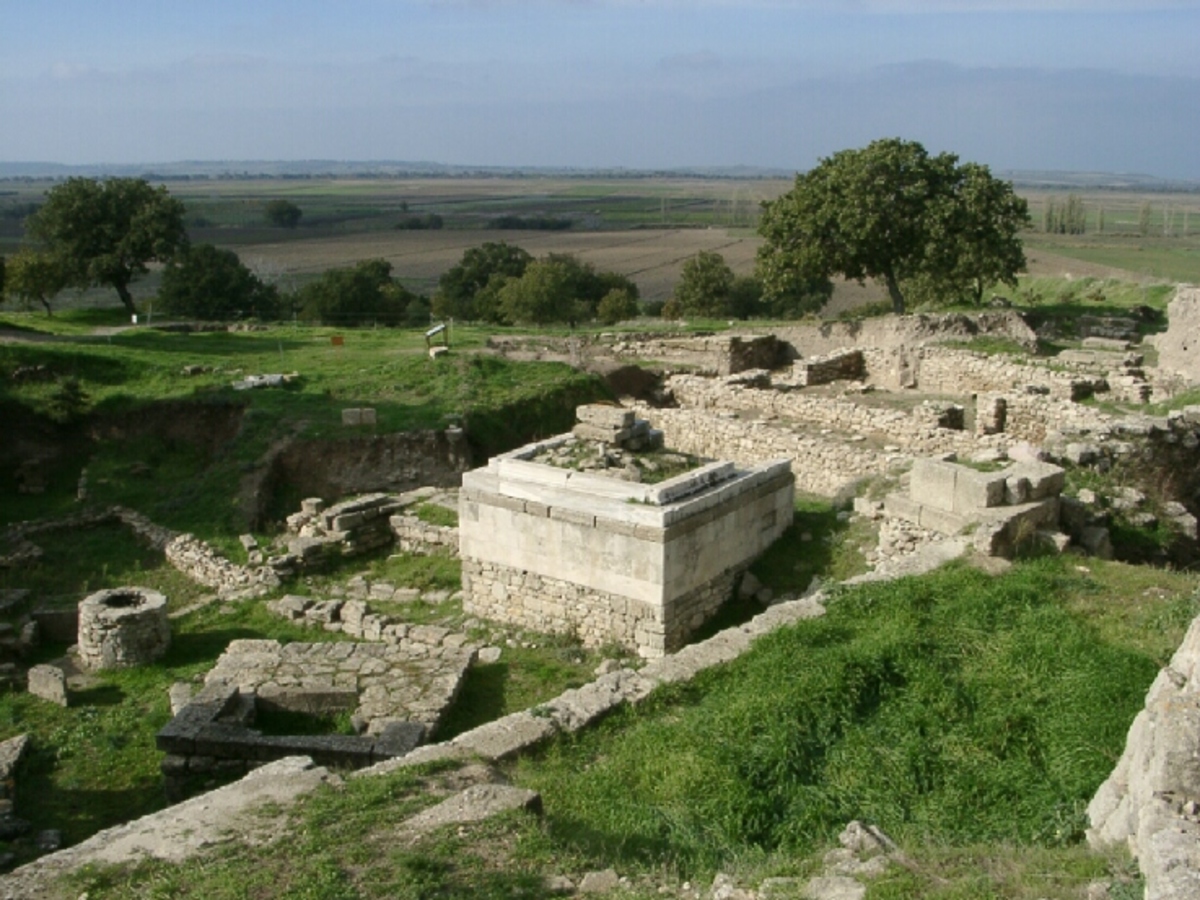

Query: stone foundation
left=462, top=560, right=738, bottom=656
left=460, top=428, right=794, bottom=657
left=77, top=587, right=170, bottom=670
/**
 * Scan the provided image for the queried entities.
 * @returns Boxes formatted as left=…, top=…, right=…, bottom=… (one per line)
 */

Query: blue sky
left=2, top=1, right=1199, bottom=177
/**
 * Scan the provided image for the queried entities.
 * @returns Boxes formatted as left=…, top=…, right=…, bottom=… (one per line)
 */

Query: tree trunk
left=883, top=272, right=906, bottom=314
left=39, top=296, right=53, bottom=317
left=114, top=280, right=136, bottom=316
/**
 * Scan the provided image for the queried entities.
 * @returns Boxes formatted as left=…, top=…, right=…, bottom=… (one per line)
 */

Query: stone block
left=341, top=408, right=363, bottom=426
left=909, top=458, right=959, bottom=512
left=918, top=505, right=972, bottom=535
left=575, top=404, right=634, bottom=430
left=953, top=468, right=1007, bottom=511
left=572, top=422, right=631, bottom=443
left=27, top=664, right=68, bottom=707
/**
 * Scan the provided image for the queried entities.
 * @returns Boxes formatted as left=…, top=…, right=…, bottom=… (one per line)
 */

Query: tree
left=297, top=259, right=423, bottom=327
left=497, top=258, right=588, bottom=325
left=25, top=177, right=187, bottom=316
left=597, top=288, right=639, bottom=325
left=5, top=249, right=69, bottom=316
left=264, top=199, right=303, bottom=229
left=757, top=138, right=1027, bottom=314
left=919, top=162, right=1030, bottom=306
left=433, top=242, right=533, bottom=321
left=673, top=251, right=736, bottom=317
left=158, top=243, right=280, bottom=321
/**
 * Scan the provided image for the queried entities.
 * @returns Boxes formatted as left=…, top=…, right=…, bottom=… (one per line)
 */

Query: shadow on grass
left=437, top=662, right=508, bottom=740
left=69, top=684, right=125, bottom=708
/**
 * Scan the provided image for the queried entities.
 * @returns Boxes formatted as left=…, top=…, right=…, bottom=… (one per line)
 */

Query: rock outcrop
left=1088, top=611, right=1200, bottom=900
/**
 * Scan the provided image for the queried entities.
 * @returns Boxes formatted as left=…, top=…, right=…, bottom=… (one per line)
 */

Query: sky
left=2, top=1, right=1199, bottom=178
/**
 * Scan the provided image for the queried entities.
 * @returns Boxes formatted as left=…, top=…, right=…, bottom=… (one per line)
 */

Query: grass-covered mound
left=519, top=558, right=1187, bottom=876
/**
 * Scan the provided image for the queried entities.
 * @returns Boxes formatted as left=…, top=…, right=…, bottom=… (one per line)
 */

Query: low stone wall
left=790, top=348, right=865, bottom=386
left=914, top=347, right=1100, bottom=400
left=635, top=405, right=899, bottom=497
left=771, top=311, right=1038, bottom=360
left=388, top=516, right=459, bottom=556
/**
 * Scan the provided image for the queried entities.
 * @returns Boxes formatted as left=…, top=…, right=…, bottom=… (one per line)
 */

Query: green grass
left=0, top=523, right=211, bottom=611
left=516, top=559, right=1182, bottom=876
left=413, top=503, right=458, bottom=529
left=60, top=556, right=1194, bottom=899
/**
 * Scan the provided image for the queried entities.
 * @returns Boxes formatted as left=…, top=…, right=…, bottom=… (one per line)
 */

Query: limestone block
left=909, top=458, right=959, bottom=512
left=27, top=665, right=68, bottom=707
left=576, top=404, right=635, bottom=430
left=953, top=469, right=1007, bottom=511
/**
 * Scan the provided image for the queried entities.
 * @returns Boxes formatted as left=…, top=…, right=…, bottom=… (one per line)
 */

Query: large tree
left=297, top=259, right=422, bottom=327
left=25, top=177, right=187, bottom=315
left=158, top=243, right=280, bottom=321
left=432, top=241, right=533, bottom=322
left=757, top=138, right=1027, bottom=314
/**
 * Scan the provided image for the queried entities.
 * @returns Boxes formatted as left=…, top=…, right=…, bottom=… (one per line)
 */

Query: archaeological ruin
left=458, top=405, right=795, bottom=657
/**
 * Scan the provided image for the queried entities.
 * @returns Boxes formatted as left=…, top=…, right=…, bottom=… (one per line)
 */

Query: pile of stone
left=571, top=404, right=663, bottom=452
left=277, top=494, right=403, bottom=573
left=266, top=593, right=465, bottom=645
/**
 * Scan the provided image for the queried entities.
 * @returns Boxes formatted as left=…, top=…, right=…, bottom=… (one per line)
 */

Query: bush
left=597, top=288, right=639, bottom=325
left=158, top=244, right=280, bottom=321
left=264, top=199, right=302, bottom=228
left=296, top=259, right=425, bottom=327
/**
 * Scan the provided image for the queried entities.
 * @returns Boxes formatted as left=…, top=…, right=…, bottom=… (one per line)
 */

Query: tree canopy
left=158, top=243, right=280, bottom=321
left=296, top=259, right=425, bottom=327
left=4, top=249, right=69, bottom=316
left=25, top=177, right=188, bottom=315
left=432, top=241, right=533, bottom=322
left=264, top=199, right=303, bottom=229
left=495, top=254, right=638, bottom=326
left=757, top=139, right=1029, bottom=314
left=670, top=250, right=737, bottom=318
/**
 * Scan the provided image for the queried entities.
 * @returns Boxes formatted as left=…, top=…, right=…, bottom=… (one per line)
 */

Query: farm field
left=3, top=176, right=1199, bottom=316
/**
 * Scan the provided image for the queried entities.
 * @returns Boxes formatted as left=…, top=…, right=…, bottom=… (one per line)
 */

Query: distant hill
left=2, top=160, right=1197, bottom=191
left=0, top=160, right=794, bottom=181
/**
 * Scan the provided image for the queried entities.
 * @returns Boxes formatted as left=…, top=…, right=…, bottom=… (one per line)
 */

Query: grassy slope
left=64, top=556, right=1198, bottom=900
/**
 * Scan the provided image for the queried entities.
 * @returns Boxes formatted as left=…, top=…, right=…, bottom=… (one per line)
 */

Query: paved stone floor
left=205, top=639, right=476, bottom=736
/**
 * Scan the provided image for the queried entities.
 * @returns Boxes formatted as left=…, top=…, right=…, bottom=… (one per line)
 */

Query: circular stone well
left=77, top=587, right=170, bottom=670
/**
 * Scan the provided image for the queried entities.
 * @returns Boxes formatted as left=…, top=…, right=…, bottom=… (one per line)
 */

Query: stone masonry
left=459, top=428, right=794, bottom=657
left=76, top=587, right=170, bottom=670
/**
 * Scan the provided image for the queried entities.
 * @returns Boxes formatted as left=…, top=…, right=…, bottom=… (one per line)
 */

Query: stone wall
left=388, top=516, right=459, bottom=556
left=264, top=429, right=470, bottom=515
left=913, top=347, right=1100, bottom=400
left=464, top=560, right=738, bottom=657
left=1149, top=285, right=1200, bottom=387
left=772, top=311, right=1038, bottom=359
left=790, top=348, right=865, bottom=386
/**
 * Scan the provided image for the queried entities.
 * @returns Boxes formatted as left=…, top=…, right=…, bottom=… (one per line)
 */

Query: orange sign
left=331, top=336, right=344, bottom=347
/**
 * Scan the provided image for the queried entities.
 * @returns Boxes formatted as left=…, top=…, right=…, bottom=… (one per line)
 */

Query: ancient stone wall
left=388, top=516, right=459, bottom=556
left=265, top=429, right=470, bottom=513
left=772, top=311, right=1038, bottom=358
left=1149, top=285, right=1200, bottom=387
left=913, top=347, right=1098, bottom=399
